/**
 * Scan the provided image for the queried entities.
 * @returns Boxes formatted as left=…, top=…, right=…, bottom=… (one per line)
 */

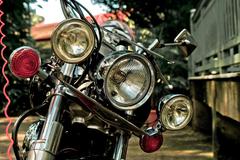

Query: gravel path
left=0, top=117, right=213, bottom=160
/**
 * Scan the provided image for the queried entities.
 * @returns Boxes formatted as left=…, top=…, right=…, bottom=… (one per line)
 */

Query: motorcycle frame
left=25, top=63, right=145, bottom=160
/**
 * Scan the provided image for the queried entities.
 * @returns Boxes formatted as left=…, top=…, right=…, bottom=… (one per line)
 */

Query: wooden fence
left=189, top=0, right=240, bottom=76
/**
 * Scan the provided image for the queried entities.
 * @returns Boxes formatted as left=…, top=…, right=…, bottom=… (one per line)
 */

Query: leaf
left=37, top=4, right=42, bottom=8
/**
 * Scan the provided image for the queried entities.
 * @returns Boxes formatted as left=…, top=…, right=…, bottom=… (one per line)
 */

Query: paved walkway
left=127, top=127, right=213, bottom=160
left=0, top=117, right=213, bottom=160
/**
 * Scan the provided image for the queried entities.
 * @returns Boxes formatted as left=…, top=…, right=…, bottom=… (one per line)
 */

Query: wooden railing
left=189, top=0, right=240, bottom=78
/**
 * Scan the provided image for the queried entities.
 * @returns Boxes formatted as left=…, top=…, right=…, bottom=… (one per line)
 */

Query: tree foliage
left=92, top=0, right=198, bottom=41
left=0, top=0, right=36, bottom=115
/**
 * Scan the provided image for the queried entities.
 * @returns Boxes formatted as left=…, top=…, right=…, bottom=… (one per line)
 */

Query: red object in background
left=86, top=11, right=128, bottom=25
left=31, top=11, right=130, bottom=41
left=31, top=23, right=58, bottom=41
left=146, top=110, right=158, bottom=126
left=139, top=133, right=163, bottom=153
left=9, top=47, right=41, bottom=78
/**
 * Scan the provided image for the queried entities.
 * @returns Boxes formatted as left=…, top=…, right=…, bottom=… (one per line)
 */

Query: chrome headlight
left=158, top=94, right=193, bottom=130
left=51, top=18, right=95, bottom=63
left=103, top=53, right=155, bottom=110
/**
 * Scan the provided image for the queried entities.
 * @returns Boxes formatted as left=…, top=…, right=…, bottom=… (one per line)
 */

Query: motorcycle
left=10, top=0, right=197, bottom=159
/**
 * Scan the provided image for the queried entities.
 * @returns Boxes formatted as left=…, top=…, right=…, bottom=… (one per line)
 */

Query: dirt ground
left=0, top=117, right=213, bottom=160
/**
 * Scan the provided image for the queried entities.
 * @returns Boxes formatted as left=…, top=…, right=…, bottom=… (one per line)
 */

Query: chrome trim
left=72, top=117, right=85, bottom=124
left=113, top=131, right=130, bottom=160
left=116, top=45, right=127, bottom=51
left=158, top=94, right=193, bottom=130
left=104, top=54, right=155, bottom=110
left=45, top=122, right=63, bottom=153
left=87, top=125, right=108, bottom=134
left=101, top=27, right=174, bottom=64
left=27, top=150, right=54, bottom=160
left=61, top=63, right=76, bottom=77
left=51, top=18, right=95, bottom=64
left=27, top=84, right=65, bottom=160
left=38, top=69, right=48, bottom=80
left=62, top=80, right=147, bottom=137
left=33, top=69, right=148, bottom=137
left=125, top=110, right=134, bottom=116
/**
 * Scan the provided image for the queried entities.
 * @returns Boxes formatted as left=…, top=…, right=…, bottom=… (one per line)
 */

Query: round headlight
left=104, top=54, right=155, bottom=110
left=51, top=18, right=95, bottom=63
left=158, top=94, right=193, bottom=130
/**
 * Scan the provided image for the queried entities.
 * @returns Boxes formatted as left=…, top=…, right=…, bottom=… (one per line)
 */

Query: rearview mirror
left=174, top=29, right=197, bottom=57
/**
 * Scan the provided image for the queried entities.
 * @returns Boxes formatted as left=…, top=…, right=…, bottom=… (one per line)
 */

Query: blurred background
left=0, top=0, right=197, bottom=116
left=1, top=0, right=240, bottom=160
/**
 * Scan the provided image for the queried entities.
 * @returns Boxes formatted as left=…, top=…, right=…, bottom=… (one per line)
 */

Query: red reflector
left=139, top=133, right=163, bottom=153
left=10, top=47, right=41, bottom=78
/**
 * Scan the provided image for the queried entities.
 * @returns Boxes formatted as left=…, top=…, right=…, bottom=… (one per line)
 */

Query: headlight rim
left=158, top=94, right=193, bottom=130
left=51, top=18, right=96, bottom=64
left=104, top=53, right=156, bottom=110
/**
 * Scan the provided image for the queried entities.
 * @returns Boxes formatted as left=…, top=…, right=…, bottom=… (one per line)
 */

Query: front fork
left=113, top=131, right=131, bottom=160
left=27, top=63, right=131, bottom=160
left=27, top=84, right=65, bottom=160
left=27, top=64, right=75, bottom=160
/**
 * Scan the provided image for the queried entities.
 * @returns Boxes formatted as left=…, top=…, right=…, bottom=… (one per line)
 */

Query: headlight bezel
left=51, top=18, right=96, bottom=64
left=103, top=53, right=156, bottom=110
left=158, top=94, right=193, bottom=130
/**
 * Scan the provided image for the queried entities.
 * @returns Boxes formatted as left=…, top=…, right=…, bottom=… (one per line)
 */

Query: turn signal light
left=139, top=133, right=163, bottom=153
left=9, top=46, right=41, bottom=78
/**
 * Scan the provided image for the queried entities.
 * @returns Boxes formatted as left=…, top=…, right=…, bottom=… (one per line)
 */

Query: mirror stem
left=159, top=42, right=183, bottom=48
left=148, top=39, right=184, bottom=49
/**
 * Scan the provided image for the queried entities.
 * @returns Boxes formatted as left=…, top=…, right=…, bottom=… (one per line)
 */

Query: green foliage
left=156, top=47, right=189, bottom=91
left=1, top=0, right=36, bottom=51
left=92, top=0, right=199, bottom=41
left=0, top=0, right=36, bottom=115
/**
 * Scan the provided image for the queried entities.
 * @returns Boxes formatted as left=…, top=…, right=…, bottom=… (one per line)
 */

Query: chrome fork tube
left=27, top=63, right=75, bottom=160
left=27, top=84, right=64, bottom=160
left=61, top=63, right=75, bottom=82
left=113, top=131, right=131, bottom=160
